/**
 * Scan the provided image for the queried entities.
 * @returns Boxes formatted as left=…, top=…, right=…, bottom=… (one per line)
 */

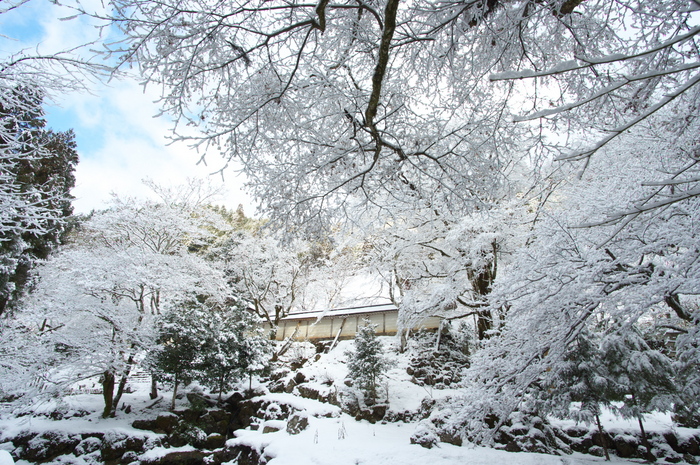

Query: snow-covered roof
left=281, top=303, right=398, bottom=321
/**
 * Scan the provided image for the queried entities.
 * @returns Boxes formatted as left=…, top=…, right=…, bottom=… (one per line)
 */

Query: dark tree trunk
left=111, top=354, right=135, bottom=416
left=101, top=370, right=115, bottom=419
left=150, top=377, right=158, bottom=400
left=218, top=374, right=225, bottom=402
left=595, top=412, right=610, bottom=461
left=476, top=309, right=492, bottom=341
left=632, top=393, right=655, bottom=462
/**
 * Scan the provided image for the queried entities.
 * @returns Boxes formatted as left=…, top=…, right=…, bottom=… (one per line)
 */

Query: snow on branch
left=489, top=25, right=700, bottom=82
left=557, top=72, right=700, bottom=162
left=512, top=62, right=700, bottom=123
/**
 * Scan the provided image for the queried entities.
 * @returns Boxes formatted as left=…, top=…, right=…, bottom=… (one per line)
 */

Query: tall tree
left=96, top=0, right=699, bottom=232
left=3, top=186, right=231, bottom=416
left=442, top=109, right=700, bottom=441
left=0, top=87, right=79, bottom=316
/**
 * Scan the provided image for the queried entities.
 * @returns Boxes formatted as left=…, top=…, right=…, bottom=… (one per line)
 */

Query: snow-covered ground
left=1, top=336, right=697, bottom=464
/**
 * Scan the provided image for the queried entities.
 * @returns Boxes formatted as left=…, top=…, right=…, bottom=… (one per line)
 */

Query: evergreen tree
left=195, top=300, right=271, bottom=400
left=543, top=330, right=621, bottom=461
left=673, top=323, right=700, bottom=428
left=0, top=86, right=78, bottom=316
left=150, top=303, right=205, bottom=410
left=346, top=320, right=387, bottom=405
left=601, top=328, right=677, bottom=461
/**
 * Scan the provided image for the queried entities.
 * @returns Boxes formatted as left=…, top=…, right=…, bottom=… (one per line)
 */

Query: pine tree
left=0, top=86, right=78, bottom=316
left=674, top=325, right=700, bottom=427
left=346, top=320, right=387, bottom=405
left=195, top=300, right=271, bottom=400
left=601, top=328, right=677, bottom=461
left=544, top=330, right=621, bottom=461
left=150, top=303, right=205, bottom=410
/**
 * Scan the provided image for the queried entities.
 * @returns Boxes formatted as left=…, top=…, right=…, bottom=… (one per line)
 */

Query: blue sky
left=1, top=0, right=252, bottom=214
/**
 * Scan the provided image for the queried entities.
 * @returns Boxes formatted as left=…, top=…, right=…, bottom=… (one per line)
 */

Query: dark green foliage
left=600, top=329, right=676, bottom=417
left=0, top=86, right=78, bottom=316
left=600, top=328, right=677, bottom=460
left=346, top=320, right=387, bottom=404
left=151, top=297, right=272, bottom=403
left=196, top=300, right=272, bottom=399
left=545, top=330, right=621, bottom=423
left=673, top=331, right=700, bottom=427
left=150, top=304, right=204, bottom=409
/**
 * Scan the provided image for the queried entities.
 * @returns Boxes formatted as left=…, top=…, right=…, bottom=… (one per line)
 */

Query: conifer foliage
left=151, top=297, right=272, bottom=406
left=0, top=87, right=78, bottom=317
left=346, top=320, right=387, bottom=405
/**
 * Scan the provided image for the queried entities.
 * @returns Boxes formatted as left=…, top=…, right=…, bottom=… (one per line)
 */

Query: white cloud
left=64, top=79, right=253, bottom=213
left=1, top=1, right=255, bottom=215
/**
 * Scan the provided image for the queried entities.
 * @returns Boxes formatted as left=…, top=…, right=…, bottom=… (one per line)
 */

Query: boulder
left=22, top=431, right=81, bottom=463
left=297, top=384, right=320, bottom=401
left=204, top=433, right=226, bottom=450
left=293, top=372, right=307, bottom=385
left=268, top=380, right=287, bottom=393
left=564, top=425, right=589, bottom=438
left=100, top=432, right=146, bottom=463
left=679, top=435, right=700, bottom=456
left=74, top=437, right=102, bottom=456
left=410, top=425, right=438, bottom=449
left=9, top=430, right=38, bottom=449
left=262, top=421, right=284, bottom=434
left=187, top=392, right=217, bottom=409
left=286, top=413, right=309, bottom=435
left=199, top=410, right=230, bottom=435
left=154, top=413, right=180, bottom=434
left=143, top=450, right=208, bottom=465
left=613, top=434, right=639, bottom=458
left=132, top=419, right=158, bottom=432
left=664, top=431, right=680, bottom=453
left=270, top=368, right=290, bottom=382
left=284, top=379, right=296, bottom=393
left=220, top=444, right=264, bottom=465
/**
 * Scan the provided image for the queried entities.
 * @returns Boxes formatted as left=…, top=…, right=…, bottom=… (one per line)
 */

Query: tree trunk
left=632, top=393, right=655, bottom=462
left=101, top=370, right=115, bottom=419
left=171, top=374, right=179, bottom=411
left=476, top=309, right=492, bottom=340
left=637, top=414, right=655, bottom=462
left=218, top=373, right=224, bottom=402
left=594, top=411, right=610, bottom=461
left=111, top=354, right=135, bottom=416
left=150, top=377, right=158, bottom=400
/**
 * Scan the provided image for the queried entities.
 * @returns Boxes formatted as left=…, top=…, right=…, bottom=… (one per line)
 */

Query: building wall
left=271, top=311, right=442, bottom=341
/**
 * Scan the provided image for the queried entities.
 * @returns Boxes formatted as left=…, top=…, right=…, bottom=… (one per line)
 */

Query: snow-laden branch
left=489, top=25, right=700, bottom=82
left=512, top=62, right=700, bottom=123
left=558, top=72, right=700, bottom=161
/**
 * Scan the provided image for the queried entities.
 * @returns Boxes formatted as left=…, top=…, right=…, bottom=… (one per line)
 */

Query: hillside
left=1, top=336, right=699, bottom=465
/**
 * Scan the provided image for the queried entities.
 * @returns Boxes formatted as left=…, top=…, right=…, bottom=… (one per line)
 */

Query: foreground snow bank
left=228, top=411, right=640, bottom=465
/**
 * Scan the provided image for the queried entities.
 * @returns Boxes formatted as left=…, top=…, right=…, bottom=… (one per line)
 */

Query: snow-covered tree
left=439, top=105, right=700, bottom=441
left=346, top=320, right=387, bottom=405
left=0, top=87, right=79, bottom=317
left=3, top=187, right=230, bottom=416
left=149, top=301, right=206, bottom=411
left=600, top=329, right=676, bottom=460
left=0, top=4, right=109, bottom=320
left=210, top=232, right=308, bottom=328
left=543, top=330, right=617, bottom=461
left=195, top=299, right=272, bottom=400
left=92, top=0, right=698, bottom=237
